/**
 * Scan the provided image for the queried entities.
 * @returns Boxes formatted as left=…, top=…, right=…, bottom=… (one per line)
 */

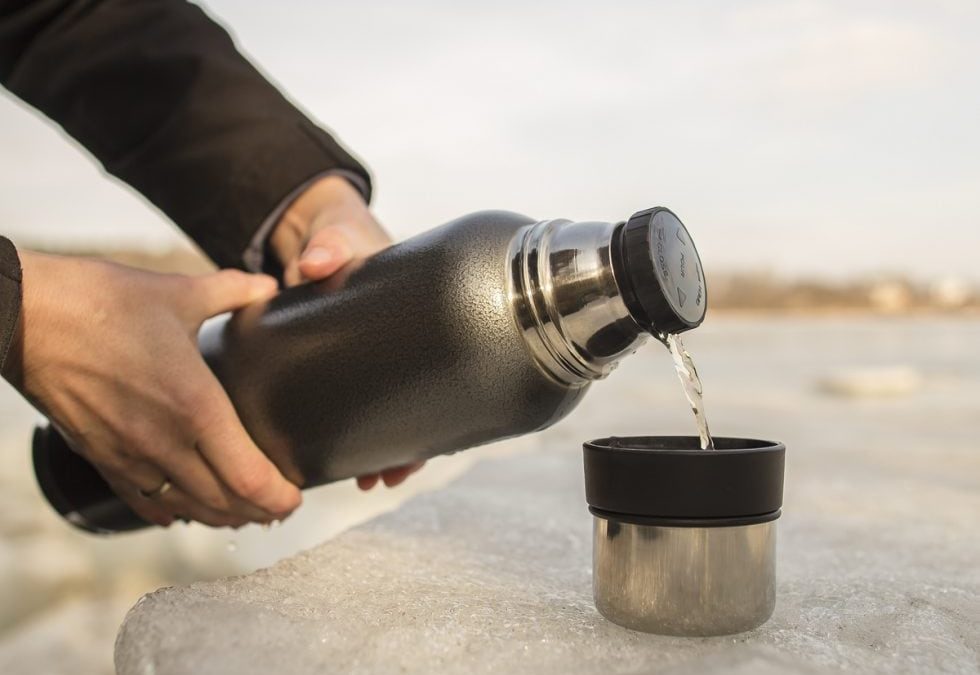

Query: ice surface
left=115, top=447, right=979, bottom=675
left=4, top=317, right=976, bottom=674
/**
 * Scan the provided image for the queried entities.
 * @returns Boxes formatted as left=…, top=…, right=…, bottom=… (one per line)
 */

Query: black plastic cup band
left=584, top=436, right=785, bottom=519
left=589, top=506, right=782, bottom=528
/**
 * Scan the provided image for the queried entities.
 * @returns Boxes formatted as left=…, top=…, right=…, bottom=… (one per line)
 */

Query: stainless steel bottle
left=32, top=206, right=707, bottom=532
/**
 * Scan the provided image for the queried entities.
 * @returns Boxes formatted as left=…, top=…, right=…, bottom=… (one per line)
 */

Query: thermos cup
left=585, top=436, right=785, bottom=636
left=33, top=206, right=707, bottom=532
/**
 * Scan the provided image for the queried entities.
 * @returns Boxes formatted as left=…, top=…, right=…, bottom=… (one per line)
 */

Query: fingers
left=192, top=384, right=302, bottom=517
left=296, top=228, right=353, bottom=283
left=148, top=445, right=277, bottom=524
left=83, top=448, right=176, bottom=527
left=184, top=269, right=278, bottom=323
left=282, top=258, right=304, bottom=288
left=381, top=461, right=426, bottom=487
left=154, top=484, right=250, bottom=529
left=356, top=473, right=381, bottom=491
left=99, top=461, right=264, bottom=528
left=98, top=467, right=175, bottom=528
left=356, top=461, right=426, bottom=491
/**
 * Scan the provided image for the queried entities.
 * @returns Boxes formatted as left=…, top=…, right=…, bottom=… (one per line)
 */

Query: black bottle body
left=33, top=211, right=590, bottom=532
left=33, top=206, right=706, bottom=533
left=200, top=210, right=588, bottom=486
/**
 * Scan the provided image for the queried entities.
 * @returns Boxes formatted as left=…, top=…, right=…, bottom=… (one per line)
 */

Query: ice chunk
left=816, top=366, right=922, bottom=398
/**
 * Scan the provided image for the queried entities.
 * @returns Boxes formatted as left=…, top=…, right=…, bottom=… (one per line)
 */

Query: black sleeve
left=0, top=237, right=22, bottom=374
left=0, top=0, right=372, bottom=268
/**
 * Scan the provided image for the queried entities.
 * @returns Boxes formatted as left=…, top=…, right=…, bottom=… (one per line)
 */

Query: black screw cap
left=612, top=207, right=707, bottom=335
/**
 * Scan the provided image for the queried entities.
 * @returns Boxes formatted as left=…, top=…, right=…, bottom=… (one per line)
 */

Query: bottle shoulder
left=424, top=210, right=537, bottom=246
left=446, top=210, right=537, bottom=227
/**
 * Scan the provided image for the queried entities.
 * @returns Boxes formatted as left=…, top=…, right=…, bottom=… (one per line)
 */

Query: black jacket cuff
left=0, top=237, right=23, bottom=373
left=115, top=116, right=373, bottom=270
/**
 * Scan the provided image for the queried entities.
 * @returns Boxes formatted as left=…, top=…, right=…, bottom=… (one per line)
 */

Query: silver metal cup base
left=593, top=517, right=776, bottom=636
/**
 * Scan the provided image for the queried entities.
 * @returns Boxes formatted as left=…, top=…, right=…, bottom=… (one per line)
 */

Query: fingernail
left=302, top=247, right=333, bottom=265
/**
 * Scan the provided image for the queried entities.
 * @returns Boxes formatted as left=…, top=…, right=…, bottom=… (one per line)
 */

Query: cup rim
left=583, top=435, right=785, bottom=519
left=585, top=435, right=783, bottom=456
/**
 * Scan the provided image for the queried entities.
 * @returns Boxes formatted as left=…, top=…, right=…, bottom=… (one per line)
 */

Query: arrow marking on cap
left=677, top=286, right=687, bottom=307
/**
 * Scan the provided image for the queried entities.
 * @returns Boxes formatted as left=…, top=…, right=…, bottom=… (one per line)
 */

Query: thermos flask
left=32, top=206, right=707, bottom=532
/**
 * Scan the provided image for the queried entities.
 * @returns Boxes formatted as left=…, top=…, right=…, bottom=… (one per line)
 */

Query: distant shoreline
left=34, top=246, right=980, bottom=316
left=708, top=307, right=980, bottom=318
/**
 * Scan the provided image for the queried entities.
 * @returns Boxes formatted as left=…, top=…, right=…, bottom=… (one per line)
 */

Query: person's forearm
left=0, top=0, right=371, bottom=269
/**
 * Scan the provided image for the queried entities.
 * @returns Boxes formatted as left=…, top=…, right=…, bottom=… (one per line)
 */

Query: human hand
left=2, top=251, right=303, bottom=527
left=268, top=174, right=425, bottom=490
left=268, top=174, right=392, bottom=286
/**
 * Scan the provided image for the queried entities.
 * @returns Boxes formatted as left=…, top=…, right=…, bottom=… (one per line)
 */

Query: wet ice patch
left=816, top=366, right=923, bottom=398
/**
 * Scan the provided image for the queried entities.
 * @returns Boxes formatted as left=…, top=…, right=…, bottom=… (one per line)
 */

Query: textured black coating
left=583, top=436, right=784, bottom=520
left=613, top=207, right=706, bottom=335
left=34, top=210, right=591, bottom=532
left=202, top=211, right=588, bottom=486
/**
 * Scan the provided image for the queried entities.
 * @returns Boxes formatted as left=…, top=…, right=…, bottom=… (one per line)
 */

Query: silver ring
left=138, top=478, right=172, bottom=499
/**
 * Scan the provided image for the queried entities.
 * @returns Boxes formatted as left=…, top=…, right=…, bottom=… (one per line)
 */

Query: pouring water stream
left=660, top=333, right=714, bottom=450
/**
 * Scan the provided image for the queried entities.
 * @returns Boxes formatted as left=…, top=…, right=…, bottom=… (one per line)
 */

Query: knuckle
left=218, top=268, right=247, bottom=281
left=308, top=227, right=343, bottom=247
left=127, top=430, right=160, bottom=459
left=172, top=273, right=198, bottom=296
left=91, top=450, right=132, bottom=476
left=197, top=490, right=233, bottom=512
left=134, top=439, right=174, bottom=465
left=177, top=382, right=215, bottom=421
left=173, top=380, right=201, bottom=410
left=213, top=268, right=247, bottom=288
left=168, top=276, right=201, bottom=311
left=138, top=446, right=168, bottom=465
left=276, top=216, right=306, bottom=248
left=231, top=463, right=274, bottom=502
left=188, top=400, right=223, bottom=436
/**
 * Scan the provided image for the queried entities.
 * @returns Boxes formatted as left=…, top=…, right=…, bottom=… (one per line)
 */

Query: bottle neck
left=509, top=218, right=649, bottom=385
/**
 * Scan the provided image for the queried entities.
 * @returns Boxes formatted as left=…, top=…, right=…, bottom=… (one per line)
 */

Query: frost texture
left=115, top=447, right=979, bottom=675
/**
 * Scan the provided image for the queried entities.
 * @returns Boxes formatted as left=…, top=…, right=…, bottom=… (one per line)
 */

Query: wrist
left=2, top=252, right=102, bottom=395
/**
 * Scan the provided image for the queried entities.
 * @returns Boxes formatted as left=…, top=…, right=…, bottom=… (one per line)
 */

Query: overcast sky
left=1, top=0, right=978, bottom=281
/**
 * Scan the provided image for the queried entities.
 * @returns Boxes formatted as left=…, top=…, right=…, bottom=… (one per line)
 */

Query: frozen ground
left=2, top=317, right=979, bottom=673
left=116, top=447, right=978, bottom=675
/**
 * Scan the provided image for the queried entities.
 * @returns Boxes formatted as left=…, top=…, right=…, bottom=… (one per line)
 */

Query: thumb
left=296, top=228, right=353, bottom=285
left=189, top=269, right=279, bottom=321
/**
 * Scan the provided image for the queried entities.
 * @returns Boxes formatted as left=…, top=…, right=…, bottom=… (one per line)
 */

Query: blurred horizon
left=2, top=0, right=978, bottom=283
